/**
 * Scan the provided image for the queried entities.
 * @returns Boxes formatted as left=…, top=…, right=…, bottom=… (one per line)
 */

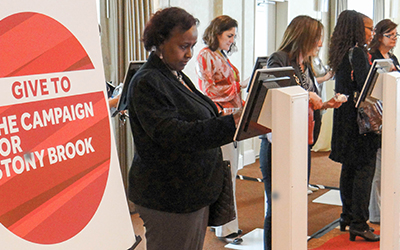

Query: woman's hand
left=390, top=62, right=397, bottom=72
left=222, top=107, right=242, bottom=126
left=108, top=94, right=121, bottom=109
left=316, top=70, right=334, bottom=84
left=322, top=93, right=347, bottom=109
left=309, top=92, right=323, bottom=110
left=231, top=108, right=243, bottom=126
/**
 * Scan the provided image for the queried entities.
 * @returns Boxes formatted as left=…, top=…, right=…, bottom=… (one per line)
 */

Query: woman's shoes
left=308, top=184, right=319, bottom=192
left=222, top=229, right=242, bottom=239
left=339, top=218, right=350, bottom=231
left=349, top=228, right=380, bottom=242
left=218, top=229, right=243, bottom=245
left=339, top=218, right=374, bottom=232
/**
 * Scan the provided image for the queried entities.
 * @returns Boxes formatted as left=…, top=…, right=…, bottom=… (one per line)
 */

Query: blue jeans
left=259, top=138, right=271, bottom=250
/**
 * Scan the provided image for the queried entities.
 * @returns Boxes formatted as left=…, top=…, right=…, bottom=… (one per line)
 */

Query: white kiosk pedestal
left=259, top=86, right=308, bottom=250
left=375, top=72, right=400, bottom=249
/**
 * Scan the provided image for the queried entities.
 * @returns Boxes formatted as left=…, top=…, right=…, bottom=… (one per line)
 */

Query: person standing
left=196, top=15, right=244, bottom=242
left=127, top=7, right=240, bottom=250
left=262, top=15, right=342, bottom=250
left=368, top=19, right=400, bottom=224
left=369, top=19, right=400, bottom=70
left=328, top=10, right=380, bottom=242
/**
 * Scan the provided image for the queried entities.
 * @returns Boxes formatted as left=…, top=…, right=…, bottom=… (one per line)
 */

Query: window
left=348, top=0, right=373, bottom=19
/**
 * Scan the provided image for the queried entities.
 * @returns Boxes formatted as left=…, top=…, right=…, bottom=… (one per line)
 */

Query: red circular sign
left=0, top=93, right=111, bottom=244
left=0, top=12, right=110, bottom=244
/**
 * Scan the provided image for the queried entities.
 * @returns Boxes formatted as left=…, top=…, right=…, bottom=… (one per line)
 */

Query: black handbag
left=349, top=47, right=383, bottom=135
left=208, top=160, right=236, bottom=226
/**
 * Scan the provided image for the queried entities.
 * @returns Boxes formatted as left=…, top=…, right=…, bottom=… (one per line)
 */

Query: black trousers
left=340, top=153, right=377, bottom=231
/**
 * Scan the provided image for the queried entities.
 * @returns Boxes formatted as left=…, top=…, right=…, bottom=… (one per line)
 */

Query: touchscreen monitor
left=246, top=56, right=269, bottom=92
left=355, top=59, right=393, bottom=108
left=234, top=67, right=295, bottom=141
left=112, top=61, right=145, bottom=116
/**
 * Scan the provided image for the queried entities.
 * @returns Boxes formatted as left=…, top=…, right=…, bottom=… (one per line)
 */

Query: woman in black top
left=369, top=19, right=400, bottom=68
left=328, top=10, right=380, bottom=242
left=127, top=7, right=239, bottom=250
left=368, top=19, right=399, bottom=224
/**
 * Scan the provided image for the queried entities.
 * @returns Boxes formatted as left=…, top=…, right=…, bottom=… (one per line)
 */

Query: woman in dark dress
left=328, top=10, right=380, bottom=242
left=368, top=19, right=399, bottom=224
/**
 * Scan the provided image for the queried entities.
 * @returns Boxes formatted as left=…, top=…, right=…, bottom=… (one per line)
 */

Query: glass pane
left=348, top=0, right=373, bottom=19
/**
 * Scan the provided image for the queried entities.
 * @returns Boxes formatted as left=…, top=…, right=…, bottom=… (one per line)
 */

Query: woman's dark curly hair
left=328, top=10, right=366, bottom=74
left=142, top=7, right=199, bottom=51
left=202, top=15, right=238, bottom=52
left=369, top=19, right=398, bottom=54
left=278, top=15, right=323, bottom=64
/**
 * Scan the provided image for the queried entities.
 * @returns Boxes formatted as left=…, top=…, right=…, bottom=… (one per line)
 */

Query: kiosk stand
left=259, top=86, right=308, bottom=250
left=376, top=71, right=400, bottom=249
left=235, top=67, right=307, bottom=249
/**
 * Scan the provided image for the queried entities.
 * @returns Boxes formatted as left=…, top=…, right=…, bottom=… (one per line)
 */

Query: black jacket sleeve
left=129, top=69, right=235, bottom=153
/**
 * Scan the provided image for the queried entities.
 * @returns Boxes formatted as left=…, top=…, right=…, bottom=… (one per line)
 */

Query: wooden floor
left=129, top=151, right=368, bottom=250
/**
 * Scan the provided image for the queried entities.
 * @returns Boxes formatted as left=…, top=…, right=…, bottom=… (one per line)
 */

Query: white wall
left=153, top=0, right=328, bottom=84
left=391, top=0, right=400, bottom=57
left=285, top=0, right=330, bottom=63
left=288, top=0, right=318, bottom=19
left=156, top=0, right=214, bottom=86
left=165, top=0, right=255, bottom=88
left=222, top=0, right=256, bottom=82
left=154, top=0, right=257, bottom=88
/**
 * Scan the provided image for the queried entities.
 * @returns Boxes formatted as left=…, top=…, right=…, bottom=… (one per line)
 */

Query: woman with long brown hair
left=262, top=15, right=342, bottom=250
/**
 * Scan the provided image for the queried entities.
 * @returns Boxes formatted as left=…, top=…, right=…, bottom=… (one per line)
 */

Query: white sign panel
left=0, top=1, right=136, bottom=249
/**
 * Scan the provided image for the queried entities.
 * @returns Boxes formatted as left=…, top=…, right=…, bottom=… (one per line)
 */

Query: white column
left=380, top=71, right=400, bottom=249
left=270, top=86, right=308, bottom=250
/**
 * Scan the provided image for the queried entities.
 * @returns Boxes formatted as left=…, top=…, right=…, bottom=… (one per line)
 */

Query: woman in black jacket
left=328, top=10, right=380, bottom=242
left=369, top=19, right=400, bottom=69
left=127, top=7, right=239, bottom=250
left=261, top=15, right=342, bottom=250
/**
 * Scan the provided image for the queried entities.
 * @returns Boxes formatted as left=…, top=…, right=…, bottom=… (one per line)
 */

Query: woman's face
left=159, top=25, right=198, bottom=71
left=217, top=27, right=236, bottom=51
left=364, top=18, right=374, bottom=45
left=380, top=28, right=398, bottom=49
left=310, top=36, right=323, bottom=58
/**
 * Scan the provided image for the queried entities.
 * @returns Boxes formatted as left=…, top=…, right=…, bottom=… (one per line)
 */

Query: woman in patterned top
left=196, top=15, right=244, bottom=242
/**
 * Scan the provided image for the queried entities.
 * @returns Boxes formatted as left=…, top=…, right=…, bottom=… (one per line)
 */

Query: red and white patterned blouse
left=196, top=47, right=243, bottom=112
